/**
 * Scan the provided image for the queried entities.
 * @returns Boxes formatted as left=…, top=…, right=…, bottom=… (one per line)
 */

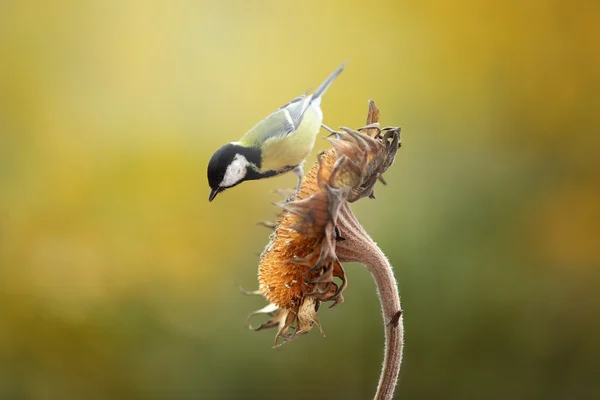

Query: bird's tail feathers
left=310, top=61, right=346, bottom=104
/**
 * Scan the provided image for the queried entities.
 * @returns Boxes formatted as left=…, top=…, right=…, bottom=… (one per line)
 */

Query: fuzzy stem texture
left=336, top=202, right=403, bottom=400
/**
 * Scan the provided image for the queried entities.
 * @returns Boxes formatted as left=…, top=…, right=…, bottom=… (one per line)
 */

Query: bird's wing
left=278, top=93, right=312, bottom=125
left=236, top=62, right=345, bottom=148
left=238, top=94, right=312, bottom=147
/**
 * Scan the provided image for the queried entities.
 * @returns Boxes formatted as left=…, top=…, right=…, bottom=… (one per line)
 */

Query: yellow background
left=1, top=1, right=599, bottom=399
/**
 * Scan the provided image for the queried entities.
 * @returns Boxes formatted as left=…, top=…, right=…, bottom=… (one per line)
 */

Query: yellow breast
left=260, top=104, right=323, bottom=172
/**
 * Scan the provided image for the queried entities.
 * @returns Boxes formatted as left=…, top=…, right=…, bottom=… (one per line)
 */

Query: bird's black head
left=207, top=143, right=261, bottom=202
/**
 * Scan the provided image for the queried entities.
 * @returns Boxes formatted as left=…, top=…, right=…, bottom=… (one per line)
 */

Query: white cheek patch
left=220, top=154, right=250, bottom=187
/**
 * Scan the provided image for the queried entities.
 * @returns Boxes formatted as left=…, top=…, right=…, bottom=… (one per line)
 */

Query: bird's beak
left=208, top=187, right=221, bottom=202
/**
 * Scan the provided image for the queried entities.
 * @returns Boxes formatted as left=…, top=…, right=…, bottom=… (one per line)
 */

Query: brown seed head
left=248, top=100, right=401, bottom=346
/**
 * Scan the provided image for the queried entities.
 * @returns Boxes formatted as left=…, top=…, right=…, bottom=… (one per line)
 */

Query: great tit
left=207, top=62, right=346, bottom=202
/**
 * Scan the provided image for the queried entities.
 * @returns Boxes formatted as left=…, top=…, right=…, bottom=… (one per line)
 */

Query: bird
left=207, top=62, right=346, bottom=202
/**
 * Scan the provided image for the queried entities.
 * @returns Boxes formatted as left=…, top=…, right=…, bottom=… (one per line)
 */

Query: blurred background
left=1, top=1, right=599, bottom=399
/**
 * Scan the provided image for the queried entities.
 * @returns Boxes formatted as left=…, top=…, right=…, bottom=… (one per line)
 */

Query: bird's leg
left=288, top=164, right=304, bottom=201
left=321, top=123, right=336, bottom=134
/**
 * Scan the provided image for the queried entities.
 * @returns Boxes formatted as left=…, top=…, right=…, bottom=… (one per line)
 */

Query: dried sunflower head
left=246, top=101, right=401, bottom=347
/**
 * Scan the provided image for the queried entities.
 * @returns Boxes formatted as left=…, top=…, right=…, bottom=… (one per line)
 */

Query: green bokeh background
left=1, top=1, right=599, bottom=399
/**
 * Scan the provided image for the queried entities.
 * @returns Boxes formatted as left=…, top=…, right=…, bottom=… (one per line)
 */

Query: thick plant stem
left=336, top=203, right=403, bottom=400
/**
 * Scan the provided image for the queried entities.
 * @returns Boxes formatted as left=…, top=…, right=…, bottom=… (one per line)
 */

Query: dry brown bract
left=246, top=101, right=401, bottom=348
